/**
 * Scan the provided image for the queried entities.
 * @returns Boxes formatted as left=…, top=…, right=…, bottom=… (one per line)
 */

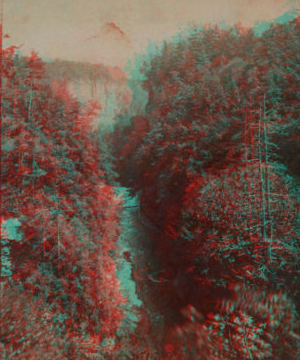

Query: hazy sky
left=3, top=0, right=299, bottom=68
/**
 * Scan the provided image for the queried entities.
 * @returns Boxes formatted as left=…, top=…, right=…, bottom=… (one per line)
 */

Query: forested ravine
left=3, top=11, right=300, bottom=360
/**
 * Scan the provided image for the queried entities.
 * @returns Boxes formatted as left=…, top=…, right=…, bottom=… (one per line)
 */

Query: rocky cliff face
left=45, top=60, right=133, bottom=129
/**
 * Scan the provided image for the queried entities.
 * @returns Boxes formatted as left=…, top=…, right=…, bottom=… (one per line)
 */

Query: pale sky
left=3, top=0, right=299, bottom=68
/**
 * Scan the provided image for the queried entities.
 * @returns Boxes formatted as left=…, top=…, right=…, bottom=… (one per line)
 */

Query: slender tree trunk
left=56, top=194, right=60, bottom=272
left=28, top=82, right=33, bottom=118
left=0, top=0, right=3, bottom=352
left=259, top=107, right=267, bottom=241
left=245, top=107, right=252, bottom=241
left=0, top=0, right=3, bottom=329
left=43, top=207, right=46, bottom=257
left=263, top=95, right=272, bottom=263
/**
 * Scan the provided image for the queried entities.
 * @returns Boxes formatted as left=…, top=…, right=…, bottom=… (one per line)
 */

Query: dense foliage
left=111, top=16, right=300, bottom=358
left=0, top=48, right=126, bottom=358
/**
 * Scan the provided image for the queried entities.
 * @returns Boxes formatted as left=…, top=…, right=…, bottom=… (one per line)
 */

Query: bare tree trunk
left=259, top=107, right=267, bottom=241
left=245, top=107, right=252, bottom=241
left=0, top=0, right=3, bottom=348
left=263, top=95, right=272, bottom=263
